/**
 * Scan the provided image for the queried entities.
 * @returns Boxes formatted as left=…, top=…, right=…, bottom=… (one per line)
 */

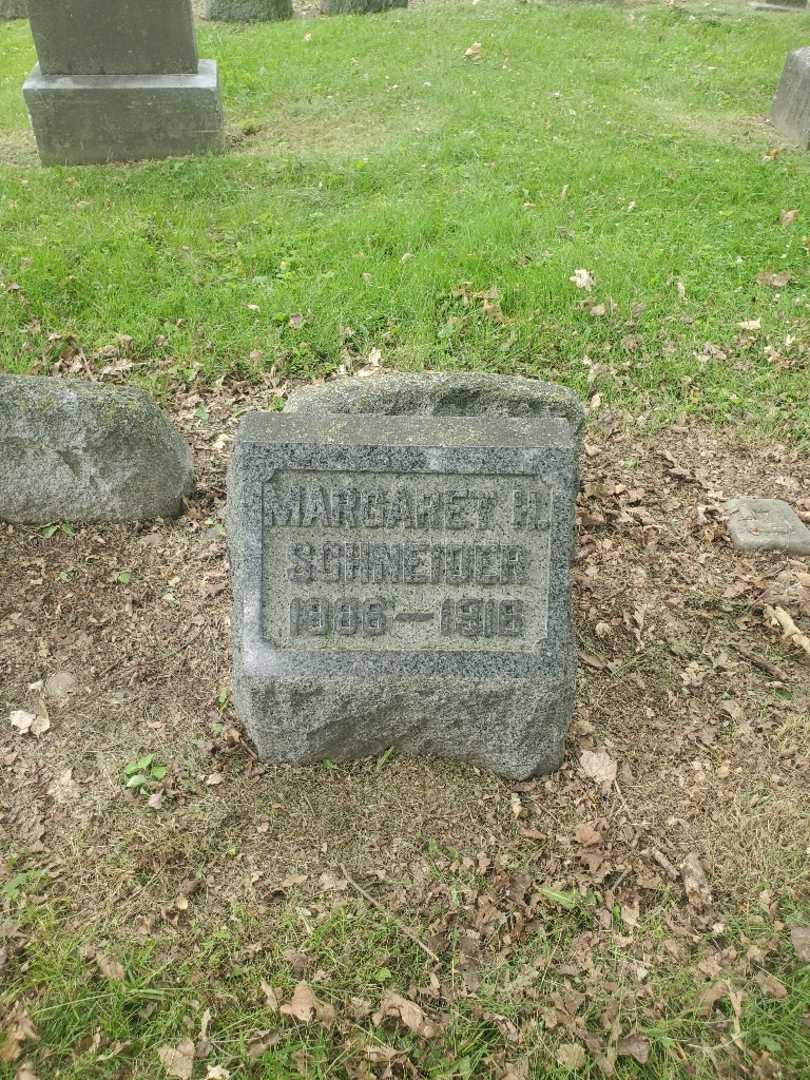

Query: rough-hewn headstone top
left=0, top=375, right=193, bottom=523
left=286, top=372, right=585, bottom=434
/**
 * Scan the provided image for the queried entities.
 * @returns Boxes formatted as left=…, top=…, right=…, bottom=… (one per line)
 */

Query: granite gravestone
left=321, top=0, right=407, bottom=13
left=202, top=0, right=293, bottom=21
left=23, top=0, right=224, bottom=165
left=0, top=1, right=27, bottom=18
left=771, top=47, right=810, bottom=148
left=227, top=374, right=583, bottom=780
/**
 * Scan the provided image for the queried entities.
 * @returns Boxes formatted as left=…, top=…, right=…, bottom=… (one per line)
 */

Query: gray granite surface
left=27, top=0, right=198, bottom=76
left=0, top=375, right=193, bottom=523
left=771, top=47, right=810, bottom=148
left=726, top=496, right=810, bottom=555
left=228, top=377, right=582, bottom=779
left=24, top=61, right=224, bottom=166
left=202, top=0, right=293, bottom=19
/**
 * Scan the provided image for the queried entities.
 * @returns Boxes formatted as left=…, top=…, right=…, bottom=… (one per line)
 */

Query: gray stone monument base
left=23, top=60, right=225, bottom=165
left=202, top=0, right=293, bottom=20
left=771, top=48, right=810, bottom=148
left=0, top=1, right=27, bottom=18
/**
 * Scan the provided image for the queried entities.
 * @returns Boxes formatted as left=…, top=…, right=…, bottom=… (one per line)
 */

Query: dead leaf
left=95, top=953, right=125, bottom=981
left=205, top=1068, right=230, bottom=1080
left=579, top=748, right=617, bottom=789
left=755, top=971, right=787, bottom=999
left=288, top=313, right=304, bottom=330
left=374, top=992, right=438, bottom=1038
left=617, top=1034, right=650, bottom=1064
left=737, top=319, right=761, bottom=332
left=48, top=768, right=79, bottom=803
left=789, top=926, right=810, bottom=962
left=44, top=671, right=77, bottom=699
left=246, top=1030, right=281, bottom=1061
left=464, top=41, right=483, bottom=61
left=569, top=268, right=594, bottom=292
left=557, top=1043, right=587, bottom=1069
left=9, top=710, right=49, bottom=737
left=280, top=982, right=335, bottom=1026
left=681, top=852, right=712, bottom=911
left=0, top=1006, right=37, bottom=1063
left=696, top=982, right=728, bottom=1016
left=780, top=209, right=798, bottom=226
left=15, top=1065, right=39, bottom=1080
left=205, top=771, right=225, bottom=786
left=158, top=1040, right=195, bottom=1079
left=260, top=980, right=281, bottom=1012
left=756, top=271, right=793, bottom=288
left=574, top=822, right=602, bottom=847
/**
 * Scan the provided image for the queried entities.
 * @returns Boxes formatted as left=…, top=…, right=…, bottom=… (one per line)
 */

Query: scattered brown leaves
left=0, top=1006, right=37, bottom=1063
left=158, top=1040, right=196, bottom=1079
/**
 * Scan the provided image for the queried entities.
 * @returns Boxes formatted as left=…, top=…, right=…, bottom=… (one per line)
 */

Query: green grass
left=1, top=1, right=809, bottom=434
left=2, top=897, right=809, bottom=1078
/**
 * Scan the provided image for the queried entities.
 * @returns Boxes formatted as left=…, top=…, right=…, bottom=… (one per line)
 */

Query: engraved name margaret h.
left=264, top=483, right=550, bottom=531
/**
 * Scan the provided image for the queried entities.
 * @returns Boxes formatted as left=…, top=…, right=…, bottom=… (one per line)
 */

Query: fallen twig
left=728, top=642, right=788, bottom=682
left=340, top=864, right=440, bottom=964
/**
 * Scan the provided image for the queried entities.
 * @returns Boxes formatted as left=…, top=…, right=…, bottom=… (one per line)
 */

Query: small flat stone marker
left=725, top=497, right=810, bottom=555
left=227, top=374, right=582, bottom=780
left=23, top=0, right=224, bottom=165
left=771, top=47, right=810, bottom=149
left=0, top=375, right=193, bottom=523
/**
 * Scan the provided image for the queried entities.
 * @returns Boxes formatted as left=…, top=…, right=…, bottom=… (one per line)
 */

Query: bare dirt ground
left=1, top=372, right=809, bottom=1074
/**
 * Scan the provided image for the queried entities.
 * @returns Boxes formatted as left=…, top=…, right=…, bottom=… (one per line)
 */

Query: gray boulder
left=0, top=375, right=193, bottom=523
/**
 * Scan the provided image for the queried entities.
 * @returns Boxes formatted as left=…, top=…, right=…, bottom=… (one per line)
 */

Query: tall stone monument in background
left=771, top=47, right=810, bottom=149
left=23, top=0, right=224, bottom=165
left=227, top=373, right=583, bottom=781
left=0, top=1, right=27, bottom=19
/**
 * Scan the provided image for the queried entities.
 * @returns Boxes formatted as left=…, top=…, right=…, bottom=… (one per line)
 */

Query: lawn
left=1, top=2, right=810, bottom=1079
left=0, top=0, right=809, bottom=434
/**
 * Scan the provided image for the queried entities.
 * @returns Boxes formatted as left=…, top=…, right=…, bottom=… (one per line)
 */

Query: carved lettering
left=265, top=472, right=551, bottom=652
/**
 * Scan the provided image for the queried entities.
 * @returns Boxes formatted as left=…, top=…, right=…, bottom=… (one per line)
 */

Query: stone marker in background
left=751, top=0, right=806, bottom=11
left=23, top=0, right=224, bottom=166
left=202, top=0, right=293, bottom=21
left=771, top=47, right=810, bottom=148
left=0, top=1, right=27, bottom=18
left=725, top=497, right=810, bottom=555
left=321, top=0, right=406, bottom=14
left=0, top=375, right=193, bottom=523
left=228, top=373, right=583, bottom=780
